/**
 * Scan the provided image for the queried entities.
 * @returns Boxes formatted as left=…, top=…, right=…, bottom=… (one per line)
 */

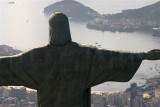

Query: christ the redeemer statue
left=0, top=13, right=160, bottom=107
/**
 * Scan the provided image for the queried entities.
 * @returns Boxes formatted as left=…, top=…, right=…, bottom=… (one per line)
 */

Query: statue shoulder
left=20, top=45, right=50, bottom=61
left=74, top=43, right=95, bottom=51
left=22, top=46, right=47, bottom=54
left=73, top=43, right=96, bottom=55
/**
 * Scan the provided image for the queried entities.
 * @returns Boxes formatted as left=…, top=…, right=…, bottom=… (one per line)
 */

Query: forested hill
left=111, top=1, right=160, bottom=21
left=44, top=0, right=100, bottom=21
left=87, top=1, right=160, bottom=32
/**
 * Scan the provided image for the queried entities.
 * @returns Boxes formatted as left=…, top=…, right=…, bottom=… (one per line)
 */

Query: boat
left=152, top=28, right=160, bottom=36
left=8, top=1, right=15, bottom=4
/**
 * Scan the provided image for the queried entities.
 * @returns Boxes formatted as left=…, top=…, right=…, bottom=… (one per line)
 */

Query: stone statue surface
left=0, top=13, right=160, bottom=107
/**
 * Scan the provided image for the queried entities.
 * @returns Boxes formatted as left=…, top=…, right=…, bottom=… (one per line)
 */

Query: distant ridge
left=0, top=45, right=21, bottom=56
left=44, top=0, right=100, bottom=21
left=87, top=1, right=160, bottom=32
left=111, top=1, right=160, bottom=21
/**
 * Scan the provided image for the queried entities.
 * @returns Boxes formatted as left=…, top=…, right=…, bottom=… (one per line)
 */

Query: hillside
left=87, top=1, right=160, bottom=32
left=44, top=0, right=100, bottom=21
left=109, top=1, right=160, bottom=21
left=0, top=45, right=21, bottom=56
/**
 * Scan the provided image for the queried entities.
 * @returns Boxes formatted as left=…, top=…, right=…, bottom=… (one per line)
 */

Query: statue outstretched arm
left=0, top=48, right=45, bottom=90
left=86, top=49, right=149, bottom=87
left=144, top=49, right=160, bottom=60
left=0, top=55, right=31, bottom=87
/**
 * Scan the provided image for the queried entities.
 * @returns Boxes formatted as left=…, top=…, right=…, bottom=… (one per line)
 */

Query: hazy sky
left=1, top=0, right=159, bottom=14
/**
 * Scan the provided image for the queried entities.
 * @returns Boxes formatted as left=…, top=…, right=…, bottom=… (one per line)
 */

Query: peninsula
left=87, top=1, right=160, bottom=32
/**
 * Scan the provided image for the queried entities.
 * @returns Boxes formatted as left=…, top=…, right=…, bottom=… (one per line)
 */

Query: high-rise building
left=130, top=83, right=138, bottom=107
left=132, top=95, right=143, bottom=107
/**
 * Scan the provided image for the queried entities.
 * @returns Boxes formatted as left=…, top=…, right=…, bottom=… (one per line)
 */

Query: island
left=86, top=1, right=160, bottom=32
left=43, top=0, right=100, bottom=22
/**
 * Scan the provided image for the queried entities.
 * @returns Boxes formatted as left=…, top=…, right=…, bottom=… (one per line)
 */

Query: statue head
left=49, top=12, right=72, bottom=46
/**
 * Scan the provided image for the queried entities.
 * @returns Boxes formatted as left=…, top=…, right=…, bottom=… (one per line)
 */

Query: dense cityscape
left=91, top=75, right=160, bottom=107
left=0, top=87, right=37, bottom=107
left=0, top=76, right=160, bottom=107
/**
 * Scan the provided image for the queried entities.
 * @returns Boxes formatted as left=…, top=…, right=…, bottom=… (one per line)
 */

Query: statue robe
left=0, top=42, right=143, bottom=107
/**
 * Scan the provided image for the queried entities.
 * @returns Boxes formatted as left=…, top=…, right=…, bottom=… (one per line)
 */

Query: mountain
left=109, top=1, right=160, bottom=21
left=0, top=45, right=21, bottom=56
left=44, top=0, right=100, bottom=21
left=87, top=1, right=160, bottom=32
